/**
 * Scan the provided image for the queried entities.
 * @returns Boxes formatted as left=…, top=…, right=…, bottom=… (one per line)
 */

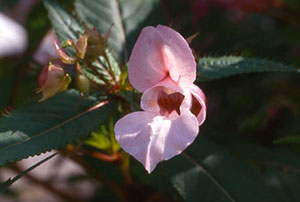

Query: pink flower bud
left=37, top=63, right=71, bottom=101
left=84, top=27, right=109, bottom=62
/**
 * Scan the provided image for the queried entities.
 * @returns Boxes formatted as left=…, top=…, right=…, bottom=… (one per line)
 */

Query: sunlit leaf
left=197, top=56, right=299, bottom=81
left=0, top=90, right=116, bottom=167
left=84, top=131, right=111, bottom=151
left=81, top=49, right=121, bottom=86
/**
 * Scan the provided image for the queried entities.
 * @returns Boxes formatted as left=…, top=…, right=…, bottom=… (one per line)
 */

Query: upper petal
left=128, top=25, right=196, bottom=92
left=156, top=25, right=196, bottom=88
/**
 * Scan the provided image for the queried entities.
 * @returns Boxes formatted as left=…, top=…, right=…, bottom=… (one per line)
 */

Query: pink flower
left=114, top=25, right=207, bottom=173
left=37, top=63, right=71, bottom=101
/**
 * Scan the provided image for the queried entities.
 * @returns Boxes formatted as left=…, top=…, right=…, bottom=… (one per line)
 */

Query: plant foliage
left=197, top=56, right=299, bottom=81
left=75, top=0, right=163, bottom=60
left=0, top=90, right=115, bottom=167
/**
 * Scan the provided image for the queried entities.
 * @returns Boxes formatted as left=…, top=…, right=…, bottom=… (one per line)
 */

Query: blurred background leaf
left=273, top=136, right=300, bottom=144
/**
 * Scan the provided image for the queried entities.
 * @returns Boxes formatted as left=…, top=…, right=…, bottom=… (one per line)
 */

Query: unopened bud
left=84, top=27, right=108, bottom=62
left=37, top=63, right=71, bottom=101
left=76, top=71, right=90, bottom=96
left=85, top=27, right=101, bottom=44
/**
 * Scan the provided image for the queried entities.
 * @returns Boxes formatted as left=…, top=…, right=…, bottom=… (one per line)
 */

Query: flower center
left=157, top=90, right=184, bottom=116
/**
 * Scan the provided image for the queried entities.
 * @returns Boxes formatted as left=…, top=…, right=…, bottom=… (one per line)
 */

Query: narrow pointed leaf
left=0, top=90, right=116, bottom=167
left=197, top=56, right=299, bottom=81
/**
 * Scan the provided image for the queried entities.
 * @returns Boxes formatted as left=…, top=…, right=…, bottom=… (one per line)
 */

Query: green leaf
left=84, top=117, right=120, bottom=153
left=223, top=137, right=300, bottom=172
left=0, top=90, right=116, bottom=167
left=132, top=138, right=279, bottom=202
left=171, top=138, right=279, bottom=202
left=263, top=167, right=300, bottom=202
left=172, top=166, right=232, bottom=202
left=0, top=153, right=57, bottom=192
left=116, top=90, right=141, bottom=111
left=273, top=136, right=300, bottom=144
left=152, top=138, right=278, bottom=202
left=82, top=49, right=121, bottom=86
left=75, top=0, right=163, bottom=61
left=43, top=0, right=83, bottom=41
left=84, top=130, right=111, bottom=151
left=197, top=56, right=299, bottom=81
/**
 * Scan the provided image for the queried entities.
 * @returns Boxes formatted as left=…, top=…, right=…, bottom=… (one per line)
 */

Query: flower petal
left=189, top=84, right=207, bottom=125
left=128, top=25, right=196, bottom=92
left=128, top=27, right=168, bottom=92
left=156, top=25, right=196, bottom=87
left=162, top=109, right=199, bottom=160
left=114, top=109, right=199, bottom=173
left=114, top=111, right=167, bottom=173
